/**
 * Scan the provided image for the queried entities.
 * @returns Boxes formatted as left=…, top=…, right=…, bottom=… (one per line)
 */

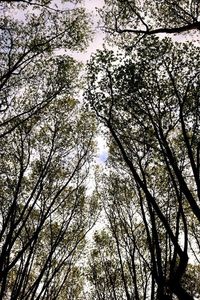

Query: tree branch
left=115, top=21, right=200, bottom=35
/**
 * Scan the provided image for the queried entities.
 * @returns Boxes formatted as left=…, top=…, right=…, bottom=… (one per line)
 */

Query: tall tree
left=86, top=37, right=200, bottom=300
left=0, top=1, right=99, bottom=299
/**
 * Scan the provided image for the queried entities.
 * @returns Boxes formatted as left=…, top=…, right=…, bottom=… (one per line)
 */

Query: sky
left=52, top=0, right=108, bottom=166
left=72, top=0, right=109, bottom=165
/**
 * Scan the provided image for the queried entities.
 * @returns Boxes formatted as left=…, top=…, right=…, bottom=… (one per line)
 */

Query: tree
left=98, top=0, right=200, bottom=47
left=0, top=85, right=98, bottom=299
left=86, top=37, right=200, bottom=299
left=0, top=1, right=99, bottom=299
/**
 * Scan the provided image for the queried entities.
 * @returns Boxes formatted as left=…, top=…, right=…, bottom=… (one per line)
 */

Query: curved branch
left=115, top=21, right=200, bottom=35
left=0, top=0, right=64, bottom=12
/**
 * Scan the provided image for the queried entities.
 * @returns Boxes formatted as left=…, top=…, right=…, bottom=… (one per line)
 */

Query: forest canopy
left=0, top=1, right=200, bottom=300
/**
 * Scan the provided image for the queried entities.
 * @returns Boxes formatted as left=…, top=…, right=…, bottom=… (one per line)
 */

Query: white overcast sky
left=74, top=0, right=109, bottom=165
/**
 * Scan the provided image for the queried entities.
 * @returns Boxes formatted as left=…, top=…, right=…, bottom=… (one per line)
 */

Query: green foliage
left=86, top=36, right=200, bottom=300
left=0, top=1, right=99, bottom=299
left=98, top=0, right=200, bottom=47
